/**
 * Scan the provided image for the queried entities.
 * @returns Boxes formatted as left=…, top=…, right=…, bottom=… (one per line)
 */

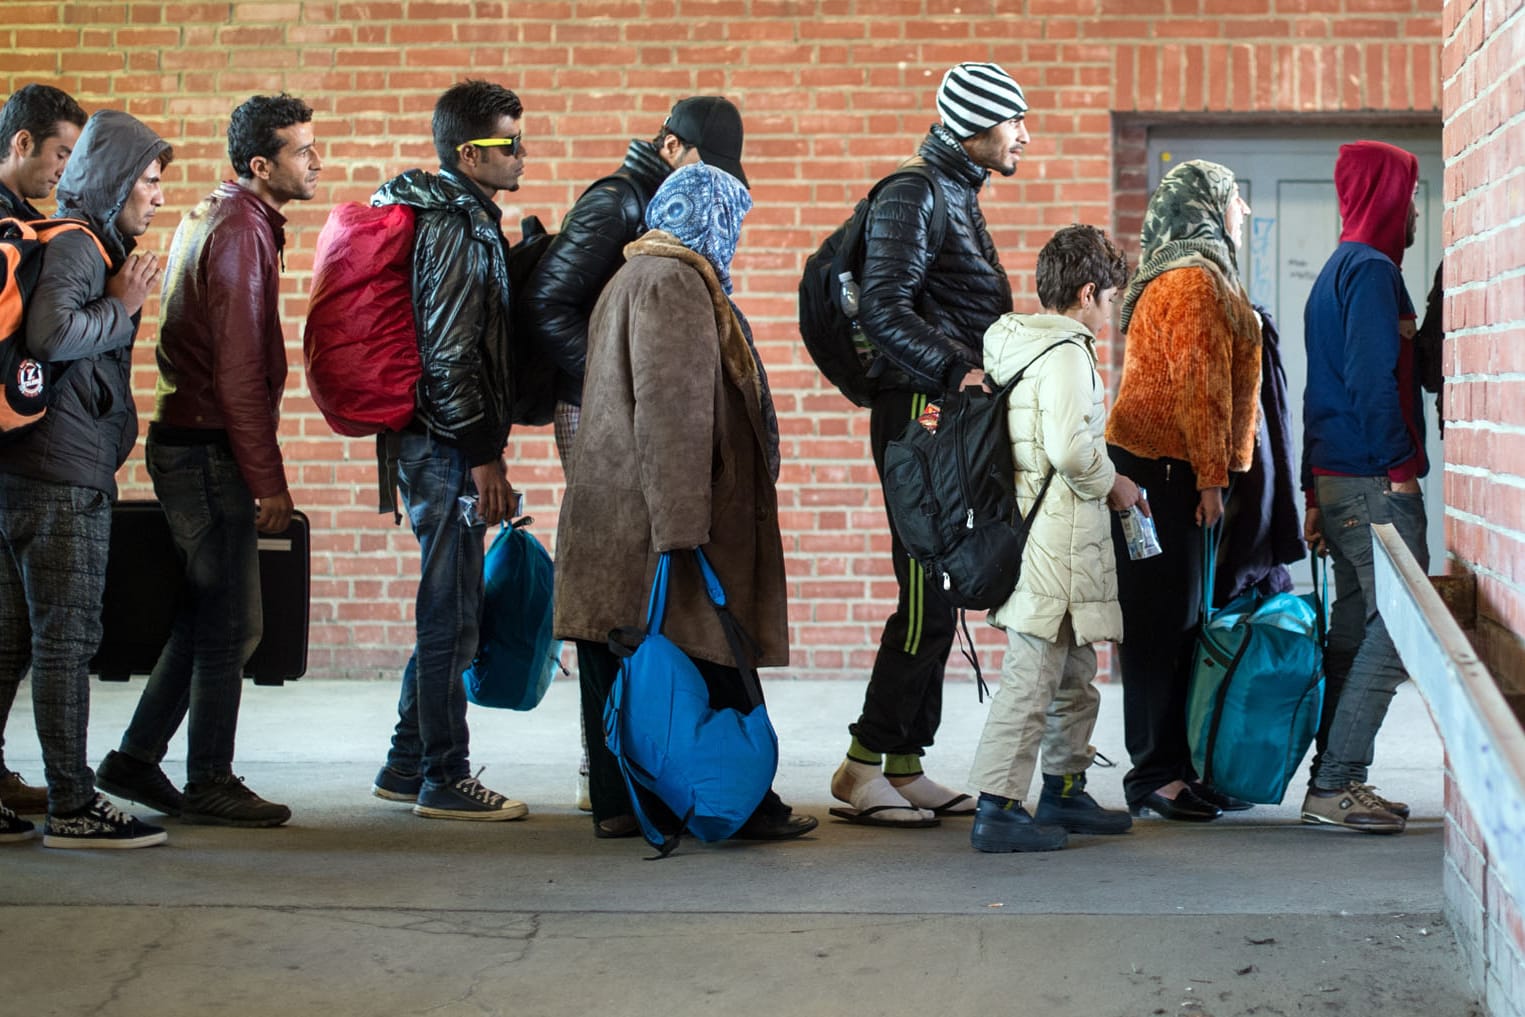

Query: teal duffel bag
left=1187, top=529, right=1326, bottom=805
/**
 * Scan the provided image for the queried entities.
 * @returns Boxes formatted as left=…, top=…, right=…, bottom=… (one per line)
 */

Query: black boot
left=1034, top=772, right=1132, bottom=835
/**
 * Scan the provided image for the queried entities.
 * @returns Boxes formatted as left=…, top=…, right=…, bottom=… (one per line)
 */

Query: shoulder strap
left=995, top=338, right=1084, bottom=400
left=867, top=164, right=947, bottom=258
left=24, top=218, right=109, bottom=265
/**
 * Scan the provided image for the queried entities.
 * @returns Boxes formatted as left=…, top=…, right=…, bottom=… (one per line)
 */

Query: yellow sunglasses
left=457, top=134, right=523, bottom=157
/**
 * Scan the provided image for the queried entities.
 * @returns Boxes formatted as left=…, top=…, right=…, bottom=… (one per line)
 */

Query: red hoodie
left=1336, top=140, right=1419, bottom=269
left=1328, top=140, right=1425, bottom=483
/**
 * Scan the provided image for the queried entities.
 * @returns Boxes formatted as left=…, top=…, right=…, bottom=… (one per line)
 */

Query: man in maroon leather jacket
left=94, top=94, right=322, bottom=829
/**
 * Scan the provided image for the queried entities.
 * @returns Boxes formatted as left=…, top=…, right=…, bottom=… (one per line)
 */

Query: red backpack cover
left=303, top=203, right=420, bottom=437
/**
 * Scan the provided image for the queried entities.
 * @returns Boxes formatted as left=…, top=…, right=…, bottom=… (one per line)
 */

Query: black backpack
left=505, top=214, right=558, bottom=427
left=881, top=340, right=1078, bottom=611
left=797, top=165, right=946, bottom=407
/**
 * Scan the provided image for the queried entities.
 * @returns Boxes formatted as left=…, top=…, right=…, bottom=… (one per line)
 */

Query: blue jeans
left=117, top=440, right=262, bottom=784
left=1311, top=475, right=1429, bottom=790
left=386, top=432, right=485, bottom=788
left=0, top=474, right=113, bottom=814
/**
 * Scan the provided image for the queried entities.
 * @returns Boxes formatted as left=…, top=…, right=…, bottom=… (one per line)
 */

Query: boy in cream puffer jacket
left=968, top=224, right=1146, bottom=853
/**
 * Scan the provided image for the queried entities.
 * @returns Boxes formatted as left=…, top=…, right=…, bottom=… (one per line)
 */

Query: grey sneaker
left=0, top=768, right=48, bottom=814
left=43, top=795, right=167, bottom=849
left=0, top=802, right=36, bottom=843
left=182, top=775, right=291, bottom=828
left=1301, top=782, right=1406, bottom=834
left=95, top=750, right=184, bottom=816
left=414, top=772, right=528, bottom=822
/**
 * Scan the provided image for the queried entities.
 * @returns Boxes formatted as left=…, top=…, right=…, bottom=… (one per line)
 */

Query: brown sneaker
left=0, top=769, right=48, bottom=815
left=1301, top=782, right=1406, bottom=834
left=1356, top=784, right=1410, bottom=820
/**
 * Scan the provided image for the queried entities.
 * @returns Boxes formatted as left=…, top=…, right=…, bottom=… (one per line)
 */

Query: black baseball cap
left=664, top=96, right=748, bottom=188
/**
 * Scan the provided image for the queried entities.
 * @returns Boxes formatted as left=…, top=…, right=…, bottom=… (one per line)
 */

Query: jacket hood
left=1335, top=141, right=1419, bottom=267
left=986, top=313, right=1097, bottom=371
left=54, top=110, right=171, bottom=263
left=372, top=167, right=498, bottom=220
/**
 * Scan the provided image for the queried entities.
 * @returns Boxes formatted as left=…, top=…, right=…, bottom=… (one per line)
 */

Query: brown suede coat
left=553, top=232, right=788, bottom=668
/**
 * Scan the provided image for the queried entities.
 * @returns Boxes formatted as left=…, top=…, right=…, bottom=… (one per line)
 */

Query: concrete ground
left=1, top=677, right=1478, bottom=1017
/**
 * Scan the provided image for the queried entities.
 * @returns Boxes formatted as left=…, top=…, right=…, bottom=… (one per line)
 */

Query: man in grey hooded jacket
left=0, top=109, right=172, bottom=849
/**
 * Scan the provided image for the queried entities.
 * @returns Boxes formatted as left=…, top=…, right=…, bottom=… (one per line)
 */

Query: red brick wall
left=1441, top=0, right=1525, bottom=704
left=0, top=1, right=1441, bottom=680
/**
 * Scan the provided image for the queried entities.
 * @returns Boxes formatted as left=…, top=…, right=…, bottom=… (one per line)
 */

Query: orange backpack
left=0, top=216, right=110, bottom=433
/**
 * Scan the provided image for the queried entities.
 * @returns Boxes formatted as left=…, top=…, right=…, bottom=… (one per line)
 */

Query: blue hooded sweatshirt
left=1301, top=140, right=1425, bottom=488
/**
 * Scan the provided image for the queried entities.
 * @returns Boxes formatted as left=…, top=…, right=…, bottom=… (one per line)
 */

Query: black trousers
left=850, top=388, right=958, bottom=757
left=1108, top=448, right=1206, bottom=806
left=577, top=637, right=787, bottom=827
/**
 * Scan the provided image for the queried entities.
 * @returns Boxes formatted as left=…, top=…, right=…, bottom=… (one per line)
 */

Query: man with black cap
left=830, top=61, right=1031, bottom=830
left=520, top=95, right=747, bottom=811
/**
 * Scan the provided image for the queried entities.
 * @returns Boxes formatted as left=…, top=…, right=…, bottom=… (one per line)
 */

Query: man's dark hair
left=432, top=80, right=523, bottom=170
left=651, top=125, right=695, bottom=154
left=228, top=93, right=313, bottom=179
left=0, top=83, right=87, bottom=153
left=1036, top=224, right=1129, bottom=312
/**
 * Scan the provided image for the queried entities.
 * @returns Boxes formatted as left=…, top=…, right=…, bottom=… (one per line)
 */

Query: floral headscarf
left=643, top=162, right=752, bottom=294
left=1119, top=159, right=1244, bottom=334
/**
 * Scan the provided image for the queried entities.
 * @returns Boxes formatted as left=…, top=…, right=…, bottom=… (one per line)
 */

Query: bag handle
left=642, top=548, right=767, bottom=711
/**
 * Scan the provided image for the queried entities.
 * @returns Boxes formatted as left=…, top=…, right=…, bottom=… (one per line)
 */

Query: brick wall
left=1440, top=0, right=1525, bottom=1013
left=0, top=1, right=1441, bottom=681
left=1441, top=0, right=1525, bottom=707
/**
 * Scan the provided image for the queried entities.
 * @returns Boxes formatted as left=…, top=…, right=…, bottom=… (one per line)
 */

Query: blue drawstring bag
left=463, top=519, right=563, bottom=711
left=1187, top=528, right=1326, bottom=804
left=603, top=549, right=779, bottom=857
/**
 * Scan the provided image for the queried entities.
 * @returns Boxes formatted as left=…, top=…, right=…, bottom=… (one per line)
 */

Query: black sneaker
left=0, top=802, right=36, bottom=843
left=1035, top=773, right=1133, bottom=835
left=413, top=772, right=527, bottom=821
left=95, top=749, right=185, bottom=816
left=372, top=765, right=423, bottom=803
left=970, top=794, right=1068, bottom=853
left=182, top=775, right=291, bottom=828
left=43, top=794, right=167, bottom=849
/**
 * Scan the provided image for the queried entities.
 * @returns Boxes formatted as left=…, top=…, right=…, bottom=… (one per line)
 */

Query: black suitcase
left=92, top=500, right=310, bottom=685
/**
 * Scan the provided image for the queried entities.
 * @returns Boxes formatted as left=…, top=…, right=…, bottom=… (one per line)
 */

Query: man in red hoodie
left=1298, top=140, right=1426, bottom=835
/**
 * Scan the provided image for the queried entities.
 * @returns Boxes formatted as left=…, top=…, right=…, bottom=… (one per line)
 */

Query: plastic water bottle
left=837, top=271, right=859, bottom=316
left=837, top=272, right=874, bottom=363
left=1118, top=487, right=1163, bottom=560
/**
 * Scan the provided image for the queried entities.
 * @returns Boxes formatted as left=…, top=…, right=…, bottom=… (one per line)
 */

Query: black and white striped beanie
left=936, top=62, right=1028, bottom=139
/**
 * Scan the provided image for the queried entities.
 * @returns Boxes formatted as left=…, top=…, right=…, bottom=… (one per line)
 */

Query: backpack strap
left=1, top=217, right=111, bottom=266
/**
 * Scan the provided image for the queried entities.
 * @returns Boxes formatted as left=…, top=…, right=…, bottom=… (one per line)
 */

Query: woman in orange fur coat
left=1105, top=160, right=1262, bottom=823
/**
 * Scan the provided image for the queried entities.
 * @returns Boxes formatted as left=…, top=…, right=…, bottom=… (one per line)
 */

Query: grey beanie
left=936, top=62, right=1028, bottom=139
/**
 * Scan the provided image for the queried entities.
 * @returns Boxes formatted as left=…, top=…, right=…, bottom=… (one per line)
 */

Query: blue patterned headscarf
left=643, top=162, right=752, bottom=294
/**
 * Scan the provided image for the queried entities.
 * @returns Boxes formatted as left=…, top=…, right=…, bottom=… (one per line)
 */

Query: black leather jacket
left=859, top=127, right=1013, bottom=394
left=372, top=168, right=512, bottom=467
left=521, top=140, right=670, bottom=405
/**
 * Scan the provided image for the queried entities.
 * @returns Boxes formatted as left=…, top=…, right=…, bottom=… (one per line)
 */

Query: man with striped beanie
left=830, top=61, right=1032, bottom=829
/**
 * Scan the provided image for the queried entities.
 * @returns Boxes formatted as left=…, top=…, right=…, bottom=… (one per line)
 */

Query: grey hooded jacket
left=0, top=110, right=170, bottom=494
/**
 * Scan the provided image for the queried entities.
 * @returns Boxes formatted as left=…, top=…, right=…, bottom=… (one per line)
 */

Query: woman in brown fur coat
left=554, top=162, right=815, bottom=843
left=1105, top=159, right=1262, bottom=822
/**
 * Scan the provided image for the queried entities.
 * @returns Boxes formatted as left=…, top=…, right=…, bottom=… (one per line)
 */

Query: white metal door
left=1143, top=127, right=1445, bottom=584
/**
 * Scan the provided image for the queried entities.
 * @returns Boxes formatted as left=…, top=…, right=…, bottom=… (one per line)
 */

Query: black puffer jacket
left=521, top=139, right=670, bottom=406
left=859, top=126, right=1013, bottom=394
left=372, top=168, right=512, bottom=467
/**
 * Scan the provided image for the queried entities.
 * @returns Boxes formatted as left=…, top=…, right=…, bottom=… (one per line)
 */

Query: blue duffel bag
left=1186, top=528, right=1326, bottom=805
left=604, top=548, right=779, bottom=857
left=462, top=519, right=563, bottom=711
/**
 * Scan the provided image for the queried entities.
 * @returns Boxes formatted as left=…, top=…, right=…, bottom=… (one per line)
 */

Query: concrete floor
left=1, top=677, right=1478, bottom=1017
